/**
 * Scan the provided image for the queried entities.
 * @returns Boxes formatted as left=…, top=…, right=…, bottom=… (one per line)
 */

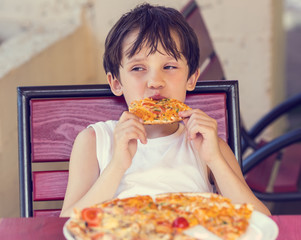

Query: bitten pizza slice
left=129, top=98, right=191, bottom=124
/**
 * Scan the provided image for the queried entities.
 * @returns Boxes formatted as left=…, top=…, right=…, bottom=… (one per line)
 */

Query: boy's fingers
left=127, top=130, right=147, bottom=144
left=117, top=114, right=147, bottom=144
left=178, top=110, right=191, bottom=118
left=116, top=125, right=147, bottom=146
left=119, top=111, right=141, bottom=122
left=133, top=127, right=147, bottom=144
left=182, top=118, right=189, bottom=125
left=186, top=116, right=215, bottom=129
left=179, top=109, right=205, bottom=117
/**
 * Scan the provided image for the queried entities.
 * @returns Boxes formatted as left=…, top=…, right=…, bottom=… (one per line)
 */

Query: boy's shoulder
left=75, top=120, right=117, bottom=142
left=73, top=120, right=118, bottom=151
left=88, top=120, right=118, bottom=130
left=83, top=120, right=118, bottom=140
left=75, top=127, right=96, bottom=145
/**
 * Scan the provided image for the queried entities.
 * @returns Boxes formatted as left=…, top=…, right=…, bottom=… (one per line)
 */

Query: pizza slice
left=155, top=193, right=253, bottom=240
left=129, top=98, right=191, bottom=124
left=66, top=193, right=254, bottom=240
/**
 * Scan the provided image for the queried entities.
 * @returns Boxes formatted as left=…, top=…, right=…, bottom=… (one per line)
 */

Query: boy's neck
left=144, top=123, right=180, bottom=139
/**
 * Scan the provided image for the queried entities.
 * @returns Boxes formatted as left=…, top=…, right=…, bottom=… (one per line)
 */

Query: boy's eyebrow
left=124, top=56, right=147, bottom=65
left=125, top=54, right=180, bottom=65
left=165, top=55, right=179, bottom=61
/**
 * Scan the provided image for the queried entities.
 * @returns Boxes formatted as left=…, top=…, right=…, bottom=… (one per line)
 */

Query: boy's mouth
left=149, top=94, right=166, bottom=100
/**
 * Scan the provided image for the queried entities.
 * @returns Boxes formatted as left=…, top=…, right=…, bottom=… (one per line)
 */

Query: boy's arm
left=60, top=127, right=125, bottom=217
left=60, top=112, right=146, bottom=217
left=209, top=138, right=271, bottom=216
left=179, top=109, right=271, bottom=216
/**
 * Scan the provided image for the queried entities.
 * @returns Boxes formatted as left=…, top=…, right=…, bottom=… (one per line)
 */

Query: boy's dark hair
left=103, top=3, right=200, bottom=81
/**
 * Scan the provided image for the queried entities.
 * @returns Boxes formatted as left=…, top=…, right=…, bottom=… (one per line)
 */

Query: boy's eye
left=131, top=66, right=144, bottom=71
left=164, top=65, right=177, bottom=70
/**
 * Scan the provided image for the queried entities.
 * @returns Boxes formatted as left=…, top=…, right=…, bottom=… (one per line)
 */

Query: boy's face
left=108, top=30, right=199, bottom=106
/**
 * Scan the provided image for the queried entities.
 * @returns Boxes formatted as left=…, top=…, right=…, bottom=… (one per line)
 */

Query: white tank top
left=89, top=120, right=213, bottom=198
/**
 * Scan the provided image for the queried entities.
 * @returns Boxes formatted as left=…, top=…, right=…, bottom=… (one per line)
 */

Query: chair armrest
left=241, top=93, right=301, bottom=153
left=248, top=93, right=301, bottom=139
left=253, top=191, right=301, bottom=201
left=243, top=128, right=301, bottom=174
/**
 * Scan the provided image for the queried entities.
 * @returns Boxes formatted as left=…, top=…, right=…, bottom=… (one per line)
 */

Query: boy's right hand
left=111, top=111, right=147, bottom=171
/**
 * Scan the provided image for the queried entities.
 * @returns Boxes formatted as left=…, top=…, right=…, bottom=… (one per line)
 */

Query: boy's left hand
left=179, top=109, right=223, bottom=164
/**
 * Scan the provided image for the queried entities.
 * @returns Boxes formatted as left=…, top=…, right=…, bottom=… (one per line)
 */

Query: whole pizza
left=129, top=98, right=191, bottom=124
left=66, top=192, right=253, bottom=240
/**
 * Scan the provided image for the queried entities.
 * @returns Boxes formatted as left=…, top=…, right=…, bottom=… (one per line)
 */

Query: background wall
left=0, top=0, right=285, bottom=217
left=0, top=0, right=99, bottom=217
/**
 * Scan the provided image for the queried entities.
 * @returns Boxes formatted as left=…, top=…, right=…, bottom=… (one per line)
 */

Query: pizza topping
left=67, top=193, right=253, bottom=240
left=81, top=208, right=102, bottom=227
left=129, top=98, right=191, bottom=124
left=172, top=217, right=190, bottom=229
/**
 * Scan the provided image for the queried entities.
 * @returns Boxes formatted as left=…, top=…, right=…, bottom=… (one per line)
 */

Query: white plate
left=183, top=211, right=279, bottom=240
left=63, top=221, right=74, bottom=240
left=239, top=211, right=279, bottom=240
left=63, top=210, right=278, bottom=240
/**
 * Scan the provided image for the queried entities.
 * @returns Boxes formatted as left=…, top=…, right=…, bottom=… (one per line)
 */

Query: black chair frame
left=241, top=93, right=301, bottom=201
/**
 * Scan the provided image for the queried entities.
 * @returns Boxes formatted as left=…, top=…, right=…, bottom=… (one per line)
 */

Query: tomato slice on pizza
left=129, top=98, right=191, bottom=124
left=81, top=208, right=102, bottom=227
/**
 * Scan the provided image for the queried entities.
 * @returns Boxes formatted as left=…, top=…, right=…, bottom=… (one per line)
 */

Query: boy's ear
left=107, top=73, right=123, bottom=96
left=186, top=69, right=200, bottom=91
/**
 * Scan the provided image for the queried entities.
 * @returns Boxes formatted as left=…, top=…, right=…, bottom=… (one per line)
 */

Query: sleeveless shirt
left=89, top=120, right=213, bottom=199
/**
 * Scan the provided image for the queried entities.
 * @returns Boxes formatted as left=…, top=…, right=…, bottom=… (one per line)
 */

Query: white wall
left=0, top=0, right=98, bottom=217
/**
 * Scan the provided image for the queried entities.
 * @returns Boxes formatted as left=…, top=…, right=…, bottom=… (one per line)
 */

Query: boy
left=60, top=3, right=270, bottom=217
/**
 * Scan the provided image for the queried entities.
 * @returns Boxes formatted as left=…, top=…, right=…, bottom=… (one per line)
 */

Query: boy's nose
left=147, top=74, right=165, bottom=89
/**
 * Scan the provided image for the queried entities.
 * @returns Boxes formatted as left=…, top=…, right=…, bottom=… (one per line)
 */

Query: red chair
left=181, top=0, right=301, bottom=206
left=17, top=81, right=241, bottom=217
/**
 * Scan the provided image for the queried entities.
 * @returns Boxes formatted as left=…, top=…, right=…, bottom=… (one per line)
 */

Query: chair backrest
left=181, top=0, right=225, bottom=81
left=17, top=80, right=241, bottom=217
